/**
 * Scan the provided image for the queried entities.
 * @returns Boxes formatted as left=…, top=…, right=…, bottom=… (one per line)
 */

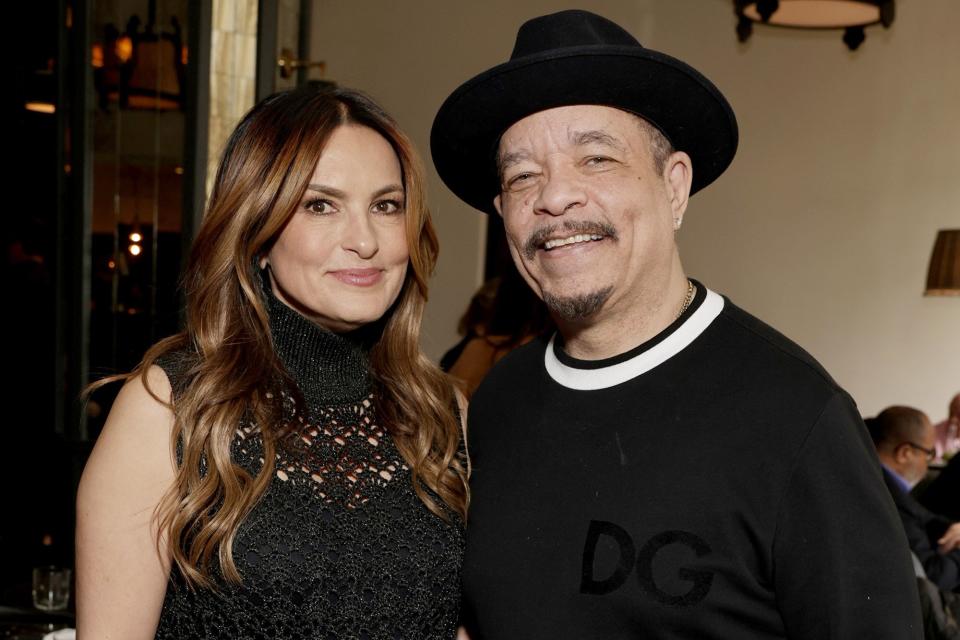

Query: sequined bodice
left=153, top=277, right=464, bottom=639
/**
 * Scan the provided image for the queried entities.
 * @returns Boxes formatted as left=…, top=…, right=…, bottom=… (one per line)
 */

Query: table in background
left=0, top=606, right=72, bottom=640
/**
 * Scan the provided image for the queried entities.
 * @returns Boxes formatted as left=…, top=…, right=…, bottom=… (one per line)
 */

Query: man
left=868, top=406, right=960, bottom=592
left=430, top=9, right=922, bottom=638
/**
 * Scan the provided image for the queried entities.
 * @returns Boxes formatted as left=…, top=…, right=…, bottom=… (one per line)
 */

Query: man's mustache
left=523, top=220, right=618, bottom=260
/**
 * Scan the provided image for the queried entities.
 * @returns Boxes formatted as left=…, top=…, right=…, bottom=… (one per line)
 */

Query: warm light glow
left=116, top=36, right=133, bottom=63
left=126, top=95, right=180, bottom=110
left=108, top=259, right=116, bottom=269
left=91, top=43, right=104, bottom=68
left=129, top=231, right=143, bottom=243
left=128, top=243, right=142, bottom=256
left=743, top=1, right=881, bottom=28
left=181, top=45, right=189, bottom=65
left=174, top=166, right=184, bottom=175
left=25, top=102, right=56, bottom=114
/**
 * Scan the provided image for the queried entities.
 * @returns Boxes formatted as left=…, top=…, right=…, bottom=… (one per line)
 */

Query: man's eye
left=585, top=156, right=611, bottom=166
left=507, top=172, right=534, bottom=187
left=304, top=199, right=333, bottom=215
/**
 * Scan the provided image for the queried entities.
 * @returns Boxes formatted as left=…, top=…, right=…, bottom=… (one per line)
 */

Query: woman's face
left=263, top=124, right=409, bottom=332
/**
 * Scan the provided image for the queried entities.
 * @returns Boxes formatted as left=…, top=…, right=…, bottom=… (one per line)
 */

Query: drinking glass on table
left=32, top=566, right=71, bottom=611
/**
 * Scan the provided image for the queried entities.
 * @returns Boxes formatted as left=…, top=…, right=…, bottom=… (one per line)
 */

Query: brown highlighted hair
left=100, top=85, right=467, bottom=588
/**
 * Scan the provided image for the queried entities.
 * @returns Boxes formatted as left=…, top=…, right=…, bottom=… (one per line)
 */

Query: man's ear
left=892, top=443, right=911, bottom=465
left=493, top=194, right=504, bottom=218
left=665, top=150, right=693, bottom=224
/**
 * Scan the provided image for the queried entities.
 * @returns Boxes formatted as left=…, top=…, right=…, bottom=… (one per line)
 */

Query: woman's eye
left=304, top=199, right=333, bottom=215
left=373, top=199, right=403, bottom=214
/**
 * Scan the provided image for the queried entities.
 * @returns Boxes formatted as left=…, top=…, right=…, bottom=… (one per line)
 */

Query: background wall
left=310, top=0, right=959, bottom=419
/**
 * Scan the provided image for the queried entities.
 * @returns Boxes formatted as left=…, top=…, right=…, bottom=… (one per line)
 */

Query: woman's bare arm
left=76, top=365, right=177, bottom=639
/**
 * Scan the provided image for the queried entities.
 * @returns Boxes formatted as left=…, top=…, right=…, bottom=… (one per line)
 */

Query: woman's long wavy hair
left=108, top=85, right=467, bottom=588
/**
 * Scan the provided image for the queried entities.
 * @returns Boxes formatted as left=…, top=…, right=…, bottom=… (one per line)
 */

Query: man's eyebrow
left=495, top=130, right=624, bottom=178
left=569, top=129, right=626, bottom=152
left=496, top=149, right=532, bottom=177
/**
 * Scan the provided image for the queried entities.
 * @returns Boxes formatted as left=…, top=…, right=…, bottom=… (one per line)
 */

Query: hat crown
left=511, top=10, right=641, bottom=59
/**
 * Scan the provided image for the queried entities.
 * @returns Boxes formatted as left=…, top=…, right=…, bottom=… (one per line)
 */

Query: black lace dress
left=153, top=288, right=465, bottom=639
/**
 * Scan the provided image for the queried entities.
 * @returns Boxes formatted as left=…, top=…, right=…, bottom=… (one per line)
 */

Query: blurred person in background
left=441, top=268, right=551, bottom=397
left=868, top=406, right=960, bottom=593
left=933, top=393, right=960, bottom=464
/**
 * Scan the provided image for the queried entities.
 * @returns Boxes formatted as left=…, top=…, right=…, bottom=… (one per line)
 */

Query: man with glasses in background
left=868, top=405, right=960, bottom=592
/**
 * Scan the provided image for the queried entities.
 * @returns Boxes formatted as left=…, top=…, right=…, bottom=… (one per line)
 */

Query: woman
left=76, top=85, right=469, bottom=639
left=442, top=267, right=552, bottom=398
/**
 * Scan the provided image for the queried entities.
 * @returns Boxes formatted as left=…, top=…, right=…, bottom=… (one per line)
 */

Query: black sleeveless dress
left=153, top=286, right=465, bottom=639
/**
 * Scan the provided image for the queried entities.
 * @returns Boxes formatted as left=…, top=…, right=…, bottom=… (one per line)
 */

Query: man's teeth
left=543, top=234, right=603, bottom=250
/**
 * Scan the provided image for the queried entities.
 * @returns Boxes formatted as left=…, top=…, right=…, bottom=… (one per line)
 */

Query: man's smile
left=542, top=233, right=604, bottom=251
left=523, top=220, right=618, bottom=259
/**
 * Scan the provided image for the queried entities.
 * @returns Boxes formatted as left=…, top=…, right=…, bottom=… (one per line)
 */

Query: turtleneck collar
left=260, top=267, right=373, bottom=406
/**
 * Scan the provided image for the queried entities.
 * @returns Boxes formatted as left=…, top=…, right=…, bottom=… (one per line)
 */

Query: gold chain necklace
left=676, top=279, right=695, bottom=320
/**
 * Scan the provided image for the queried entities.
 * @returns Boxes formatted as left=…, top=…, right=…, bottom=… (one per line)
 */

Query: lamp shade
left=734, top=0, right=895, bottom=50
left=741, top=1, right=885, bottom=28
left=925, top=229, right=960, bottom=296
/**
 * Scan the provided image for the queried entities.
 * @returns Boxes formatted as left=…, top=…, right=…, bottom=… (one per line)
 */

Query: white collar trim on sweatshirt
left=544, top=288, right=725, bottom=391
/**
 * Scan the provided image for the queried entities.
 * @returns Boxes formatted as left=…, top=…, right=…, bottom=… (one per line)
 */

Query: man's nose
left=533, top=167, right=586, bottom=216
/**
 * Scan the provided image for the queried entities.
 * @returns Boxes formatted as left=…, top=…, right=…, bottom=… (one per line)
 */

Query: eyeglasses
left=902, top=442, right=936, bottom=462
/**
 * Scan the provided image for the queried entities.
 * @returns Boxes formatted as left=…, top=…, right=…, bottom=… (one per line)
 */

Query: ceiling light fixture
left=734, top=1, right=895, bottom=51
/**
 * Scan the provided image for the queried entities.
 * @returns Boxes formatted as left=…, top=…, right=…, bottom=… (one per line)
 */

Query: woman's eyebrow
left=371, top=184, right=404, bottom=198
left=306, top=183, right=347, bottom=198
left=305, top=184, right=403, bottom=199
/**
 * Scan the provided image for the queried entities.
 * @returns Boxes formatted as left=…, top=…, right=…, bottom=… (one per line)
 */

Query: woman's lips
left=329, top=268, right=384, bottom=287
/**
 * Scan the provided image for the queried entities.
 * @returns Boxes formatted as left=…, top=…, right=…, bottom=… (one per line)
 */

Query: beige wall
left=310, top=0, right=959, bottom=419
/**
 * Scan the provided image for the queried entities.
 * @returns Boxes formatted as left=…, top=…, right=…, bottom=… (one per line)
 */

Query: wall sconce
left=734, top=0, right=895, bottom=51
left=925, top=229, right=960, bottom=296
left=24, top=58, right=56, bottom=114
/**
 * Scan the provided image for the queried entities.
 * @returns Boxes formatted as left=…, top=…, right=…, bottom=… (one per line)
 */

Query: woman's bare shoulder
left=78, top=366, right=177, bottom=509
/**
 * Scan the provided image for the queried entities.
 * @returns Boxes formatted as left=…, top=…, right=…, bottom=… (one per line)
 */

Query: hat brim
left=431, top=45, right=738, bottom=215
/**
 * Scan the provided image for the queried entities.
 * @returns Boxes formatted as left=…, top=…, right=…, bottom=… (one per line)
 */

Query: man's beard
left=542, top=286, right=613, bottom=322
left=514, top=219, right=619, bottom=321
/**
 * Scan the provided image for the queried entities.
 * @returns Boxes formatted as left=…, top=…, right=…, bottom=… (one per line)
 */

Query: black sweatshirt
left=462, top=283, right=922, bottom=639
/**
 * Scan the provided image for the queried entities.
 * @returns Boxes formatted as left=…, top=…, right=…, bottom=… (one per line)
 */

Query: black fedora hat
left=430, top=9, right=739, bottom=215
